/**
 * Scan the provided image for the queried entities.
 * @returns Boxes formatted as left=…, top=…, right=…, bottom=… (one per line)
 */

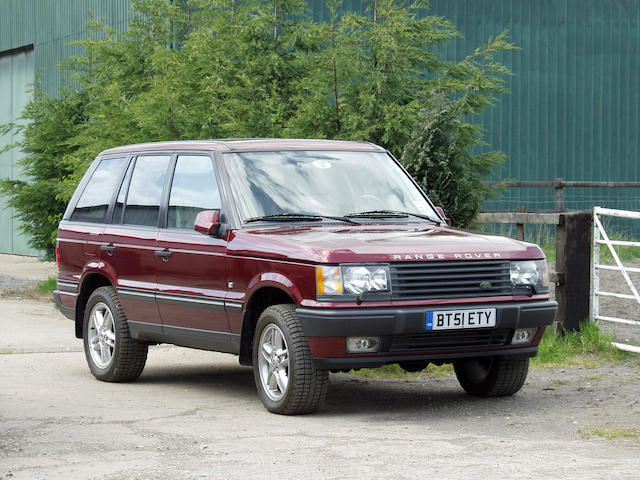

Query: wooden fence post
left=554, top=178, right=565, bottom=211
left=555, top=211, right=593, bottom=331
left=515, top=206, right=526, bottom=240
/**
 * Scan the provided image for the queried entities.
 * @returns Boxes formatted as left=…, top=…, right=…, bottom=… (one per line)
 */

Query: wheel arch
left=239, top=286, right=295, bottom=366
left=75, top=272, right=114, bottom=339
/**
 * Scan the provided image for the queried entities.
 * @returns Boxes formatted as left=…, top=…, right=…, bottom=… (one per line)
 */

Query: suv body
left=54, top=139, right=557, bottom=414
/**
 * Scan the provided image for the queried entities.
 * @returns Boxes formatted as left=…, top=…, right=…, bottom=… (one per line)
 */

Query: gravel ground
left=0, top=254, right=639, bottom=479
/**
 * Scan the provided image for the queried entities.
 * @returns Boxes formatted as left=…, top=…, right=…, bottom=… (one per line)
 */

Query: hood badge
left=392, top=253, right=502, bottom=261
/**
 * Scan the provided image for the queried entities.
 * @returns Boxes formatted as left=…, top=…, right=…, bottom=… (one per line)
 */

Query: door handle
left=100, top=245, right=116, bottom=253
left=155, top=249, right=173, bottom=258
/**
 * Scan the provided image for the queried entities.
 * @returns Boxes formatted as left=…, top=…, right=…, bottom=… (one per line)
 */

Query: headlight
left=316, top=265, right=390, bottom=296
left=510, top=260, right=549, bottom=289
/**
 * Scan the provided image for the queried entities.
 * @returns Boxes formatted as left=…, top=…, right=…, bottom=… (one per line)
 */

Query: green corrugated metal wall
left=313, top=0, right=640, bottom=212
left=1, top=0, right=640, bottom=255
left=424, top=0, right=640, bottom=213
left=0, top=0, right=130, bottom=255
left=0, top=0, right=130, bottom=96
left=0, top=47, right=35, bottom=255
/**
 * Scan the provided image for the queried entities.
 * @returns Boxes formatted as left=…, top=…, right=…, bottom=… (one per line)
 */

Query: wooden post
left=555, top=211, right=592, bottom=331
left=516, top=206, right=526, bottom=240
left=554, top=178, right=565, bottom=211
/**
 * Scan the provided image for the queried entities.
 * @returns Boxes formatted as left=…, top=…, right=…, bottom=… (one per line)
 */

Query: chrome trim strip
left=118, top=288, right=156, bottom=300
left=157, top=293, right=225, bottom=306
left=225, top=301, right=244, bottom=312
left=156, top=292, right=226, bottom=309
left=57, top=280, right=79, bottom=293
left=118, top=288, right=242, bottom=312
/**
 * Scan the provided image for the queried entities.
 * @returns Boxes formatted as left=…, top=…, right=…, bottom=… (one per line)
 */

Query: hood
left=227, top=224, right=544, bottom=264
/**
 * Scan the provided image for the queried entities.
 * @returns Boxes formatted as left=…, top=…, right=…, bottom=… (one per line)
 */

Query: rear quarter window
left=70, top=157, right=127, bottom=223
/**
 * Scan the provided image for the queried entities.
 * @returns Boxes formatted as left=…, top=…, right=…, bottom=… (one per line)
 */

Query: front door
left=155, top=154, right=236, bottom=352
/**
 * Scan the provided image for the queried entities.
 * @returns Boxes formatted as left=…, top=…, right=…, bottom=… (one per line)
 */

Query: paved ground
left=1, top=255, right=639, bottom=479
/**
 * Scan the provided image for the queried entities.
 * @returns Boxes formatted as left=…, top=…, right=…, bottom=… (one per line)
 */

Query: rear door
left=155, top=153, right=235, bottom=352
left=101, top=154, right=172, bottom=330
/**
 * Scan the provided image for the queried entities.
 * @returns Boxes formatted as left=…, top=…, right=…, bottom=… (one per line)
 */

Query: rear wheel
left=83, top=286, right=148, bottom=382
left=253, top=304, right=328, bottom=415
left=454, top=356, right=529, bottom=397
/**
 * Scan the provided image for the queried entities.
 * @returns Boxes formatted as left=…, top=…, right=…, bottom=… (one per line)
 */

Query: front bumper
left=296, top=300, right=557, bottom=369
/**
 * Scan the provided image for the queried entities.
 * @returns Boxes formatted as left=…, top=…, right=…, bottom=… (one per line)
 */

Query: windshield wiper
left=345, top=210, right=441, bottom=224
left=244, top=213, right=360, bottom=225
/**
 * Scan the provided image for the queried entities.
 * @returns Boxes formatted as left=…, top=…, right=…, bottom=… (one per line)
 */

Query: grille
left=389, top=329, right=512, bottom=353
left=390, top=260, right=512, bottom=300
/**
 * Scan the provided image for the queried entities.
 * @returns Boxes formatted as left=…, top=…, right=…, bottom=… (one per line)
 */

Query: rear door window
left=167, top=155, right=222, bottom=229
left=123, top=155, right=171, bottom=227
left=71, top=157, right=127, bottom=223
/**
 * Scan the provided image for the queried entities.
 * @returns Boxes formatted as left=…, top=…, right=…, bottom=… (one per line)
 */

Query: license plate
left=425, top=308, right=496, bottom=330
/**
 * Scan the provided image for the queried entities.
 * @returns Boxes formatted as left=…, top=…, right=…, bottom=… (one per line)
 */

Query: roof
left=100, top=138, right=386, bottom=155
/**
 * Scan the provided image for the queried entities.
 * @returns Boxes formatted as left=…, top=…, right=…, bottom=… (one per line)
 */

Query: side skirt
left=128, top=321, right=241, bottom=355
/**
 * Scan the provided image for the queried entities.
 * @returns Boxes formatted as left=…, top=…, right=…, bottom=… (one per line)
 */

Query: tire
left=252, top=304, right=328, bottom=415
left=83, top=286, right=148, bottom=382
left=454, top=356, right=529, bottom=397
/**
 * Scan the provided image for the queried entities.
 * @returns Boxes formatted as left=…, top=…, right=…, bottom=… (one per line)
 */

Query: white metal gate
left=591, top=207, right=640, bottom=353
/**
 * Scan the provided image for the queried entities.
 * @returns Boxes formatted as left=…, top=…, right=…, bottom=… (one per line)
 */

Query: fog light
left=346, top=336, right=381, bottom=353
left=512, top=328, right=538, bottom=345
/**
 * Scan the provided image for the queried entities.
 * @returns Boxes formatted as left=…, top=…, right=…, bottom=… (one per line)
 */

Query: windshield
left=224, top=150, right=438, bottom=222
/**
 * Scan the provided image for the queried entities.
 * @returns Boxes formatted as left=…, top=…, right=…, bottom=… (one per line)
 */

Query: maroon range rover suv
left=54, top=139, right=557, bottom=414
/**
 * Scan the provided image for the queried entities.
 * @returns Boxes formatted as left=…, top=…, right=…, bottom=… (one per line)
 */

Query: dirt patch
left=0, top=254, right=56, bottom=282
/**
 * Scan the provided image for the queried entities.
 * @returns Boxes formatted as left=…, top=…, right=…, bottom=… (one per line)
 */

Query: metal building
left=0, top=0, right=129, bottom=255
left=2, top=0, right=639, bottom=255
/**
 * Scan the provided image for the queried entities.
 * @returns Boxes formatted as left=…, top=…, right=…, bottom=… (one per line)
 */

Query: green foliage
left=1, top=0, right=518, bottom=250
left=37, top=276, right=58, bottom=295
left=401, top=32, right=518, bottom=227
left=533, top=321, right=628, bottom=367
left=288, top=0, right=457, bottom=155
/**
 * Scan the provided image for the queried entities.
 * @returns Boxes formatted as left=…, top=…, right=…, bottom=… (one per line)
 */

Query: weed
left=37, top=276, right=57, bottom=295
left=619, top=377, right=639, bottom=385
left=533, top=321, right=628, bottom=368
left=579, top=428, right=640, bottom=441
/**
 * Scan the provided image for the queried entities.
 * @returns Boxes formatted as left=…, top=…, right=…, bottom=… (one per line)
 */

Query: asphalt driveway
left=1, top=294, right=639, bottom=479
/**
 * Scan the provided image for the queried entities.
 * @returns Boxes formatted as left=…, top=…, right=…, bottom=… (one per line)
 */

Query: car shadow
left=131, top=362, right=536, bottom=418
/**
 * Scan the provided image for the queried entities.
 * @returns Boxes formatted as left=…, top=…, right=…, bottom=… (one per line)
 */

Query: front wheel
left=253, top=304, right=328, bottom=415
left=454, top=356, right=529, bottom=397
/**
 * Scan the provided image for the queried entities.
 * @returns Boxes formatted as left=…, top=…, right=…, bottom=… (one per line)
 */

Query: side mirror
left=435, top=206, right=451, bottom=226
left=194, top=210, right=221, bottom=236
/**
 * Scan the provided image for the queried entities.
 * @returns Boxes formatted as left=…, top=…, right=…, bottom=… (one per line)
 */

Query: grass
left=579, top=428, right=640, bottom=441
left=596, top=232, right=640, bottom=264
left=352, top=321, right=627, bottom=379
left=350, top=363, right=454, bottom=379
left=37, top=276, right=57, bottom=294
left=532, top=321, right=628, bottom=368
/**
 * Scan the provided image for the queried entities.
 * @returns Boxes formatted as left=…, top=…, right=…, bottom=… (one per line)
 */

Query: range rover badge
left=479, top=281, right=492, bottom=290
